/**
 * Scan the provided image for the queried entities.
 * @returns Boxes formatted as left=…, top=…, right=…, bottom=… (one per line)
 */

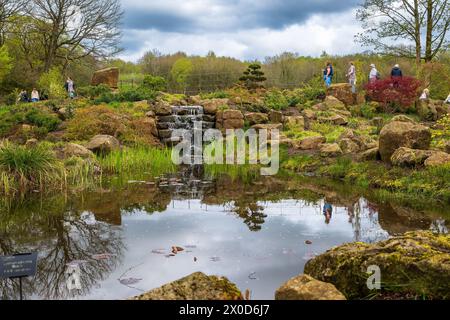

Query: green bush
left=360, top=103, right=377, bottom=119
left=200, top=91, right=230, bottom=99
left=264, top=90, right=289, bottom=110
left=94, top=87, right=157, bottom=104
left=38, top=67, right=66, bottom=100
left=77, top=84, right=112, bottom=99
left=142, top=75, right=167, bottom=92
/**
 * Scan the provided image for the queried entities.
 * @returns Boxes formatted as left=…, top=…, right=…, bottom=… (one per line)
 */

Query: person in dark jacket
left=323, top=202, right=333, bottom=224
left=391, top=64, right=403, bottom=88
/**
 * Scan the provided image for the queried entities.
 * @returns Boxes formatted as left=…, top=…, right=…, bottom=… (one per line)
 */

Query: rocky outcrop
left=132, top=272, right=242, bottom=300
left=91, top=67, right=119, bottom=88
left=327, top=83, right=355, bottom=106
left=269, top=110, right=283, bottom=124
left=424, top=152, right=450, bottom=167
left=154, top=100, right=173, bottom=116
left=318, top=114, right=348, bottom=126
left=275, top=274, right=346, bottom=300
left=63, top=143, right=95, bottom=159
left=284, top=116, right=305, bottom=130
left=85, top=135, right=121, bottom=154
left=379, top=121, right=431, bottom=163
left=390, top=148, right=434, bottom=167
left=358, top=147, right=380, bottom=161
left=245, top=112, right=269, bottom=125
left=304, top=231, right=450, bottom=299
left=203, top=98, right=229, bottom=115
left=216, top=110, right=244, bottom=131
left=320, top=143, right=343, bottom=157
left=294, top=136, right=326, bottom=150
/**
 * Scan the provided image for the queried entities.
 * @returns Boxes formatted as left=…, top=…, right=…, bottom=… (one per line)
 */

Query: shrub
left=360, top=103, right=377, bottom=119
left=200, top=91, right=230, bottom=99
left=38, top=67, right=66, bottom=100
left=264, top=90, right=289, bottom=110
left=77, top=84, right=112, bottom=99
left=93, top=87, right=157, bottom=104
left=142, top=75, right=167, bottom=92
left=364, top=77, right=422, bottom=112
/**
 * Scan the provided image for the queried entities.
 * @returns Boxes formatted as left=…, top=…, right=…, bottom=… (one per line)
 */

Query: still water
left=0, top=173, right=448, bottom=300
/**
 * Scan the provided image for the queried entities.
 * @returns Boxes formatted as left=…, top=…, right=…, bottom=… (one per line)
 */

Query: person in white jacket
left=369, top=64, right=380, bottom=83
left=346, top=62, right=356, bottom=93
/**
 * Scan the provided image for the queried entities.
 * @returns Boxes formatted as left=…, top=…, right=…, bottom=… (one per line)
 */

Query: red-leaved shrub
left=364, top=77, right=422, bottom=112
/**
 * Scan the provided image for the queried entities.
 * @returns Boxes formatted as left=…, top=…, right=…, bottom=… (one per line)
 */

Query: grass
left=310, top=122, right=346, bottom=143
left=97, top=146, right=176, bottom=177
left=204, top=163, right=260, bottom=183
left=0, top=142, right=65, bottom=195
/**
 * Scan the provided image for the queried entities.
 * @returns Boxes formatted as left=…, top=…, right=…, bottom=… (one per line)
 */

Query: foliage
left=264, top=90, right=289, bottom=110
left=37, top=67, right=66, bottom=100
left=364, top=77, right=422, bottom=112
left=77, top=84, right=112, bottom=99
left=0, top=46, right=13, bottom=83
left=310, top=122, right=346, bottom=143
left=170, top=58, right=193, bottom=92
left=418, top=60, right=450, bottom=100
left=431, top=114, right=450, bottom=150
left=93, top=86, right=157, bottom=104
left=142, top=75, right=167, bottom=92
left=239, top=63, right=267, bottom=89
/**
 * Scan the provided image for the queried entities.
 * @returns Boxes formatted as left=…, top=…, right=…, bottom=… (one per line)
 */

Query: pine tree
left=239, top=63, right=267, bottom=89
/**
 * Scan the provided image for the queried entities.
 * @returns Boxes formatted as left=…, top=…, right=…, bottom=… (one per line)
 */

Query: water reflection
left=0, top=174, right=448, bottom=300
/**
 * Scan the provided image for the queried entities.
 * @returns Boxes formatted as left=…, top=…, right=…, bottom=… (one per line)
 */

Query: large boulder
left=304, top=231, right=450, bottom=299
left=216, top=110, right=244, bottom=131
left=269, top=110, right=283, bottom=124
left=245, top=112, right=269, bottom=125
left=318, top=114, right=348, bottom=126
left=327, top=83, right=355, bottom=106
left=390, top=147, right=434, bottom=167
left=132, top=272, right=242, bottom=300
left=379, top=121, right=431, bottom=163
left=85, top=135, right=121, bottom=154
left=63, top=143, right=95, bottom=159
left=252, top=123, right=283, bottom=139
left=203, top=98, right=229, bottom=115
left=275, top=274, right=346, bottom=300
left=424, top=152, right=450, bottom=167
left=154, top=100, right=173, bottom=116
left=357, top=147, right=380, bottom=161
left=320, top=143, right=343, bottom=157
left=91, top=67, right=119, bottom=88
left=339, top=138, right=360, bottom=154
left=294, top=136, right=326, bottom=150
left=417, top=100, right=438, bottom=121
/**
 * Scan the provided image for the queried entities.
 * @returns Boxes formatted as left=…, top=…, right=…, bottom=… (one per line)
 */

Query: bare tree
left=0, top=0, right=25, bottom=45
left=26, top=0, right=123, bottom=72
left=356, top=0, right=450, bottom=63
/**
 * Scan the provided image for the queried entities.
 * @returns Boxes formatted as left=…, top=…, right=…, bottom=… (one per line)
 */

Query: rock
left=304, top=231, right=450, bottom=300
left=223, top=119, right=245, bottom=130
left=275, top=275, right=346, bottom=300
left=221, top=110, right=243, bottom=120
left=132, top=272, right=242, bottom=300
left=189, top=95, right=202, bottom=105
left=245, top=112, right=269, bottom=125
left=417, top=100, right=438, bottom=121
left=323, top=95, right=347, bottom=110
left=391, top=147, right=434, bottom=167
left=302, top=109, right=317, bottom=121
left=25, top=139, right=38, bottom=148
left=85, top=135, right=121, bottom=154
left=358, top=147, right=380, bottom=161
left=390, top=115, right=415, bottom=123
left=339, top=138, right=360, bottom=154
left=269, top=110, right=283, bottom=124
left=284, top=116, right=305, bottom=130
left=141, top=117, right=158, bottom=137
left=295, top=136, right=326, bottom=150
left=424, top=152, right=450, bottom=167
left=252, top=123, right=283, bottom=139
left=318, top=114, right=348, bottom=126
left=63, top=143, right=95, bottom=159
left=370, top=117, right=384, bottom=128
left=320, top=143, right=343, bottom=157
left=91, top=67, right=119, bottom=88
left=379, top=121, right=431, bottom=163
left=154, top=101, right=173, bottom=116
left=445, top=141, right=450, bottom=154
left=327, top=83, right=354, bottom=106
left=146, top=111, right=156, bottom=118
left=203, top=98, right=229, bottom=115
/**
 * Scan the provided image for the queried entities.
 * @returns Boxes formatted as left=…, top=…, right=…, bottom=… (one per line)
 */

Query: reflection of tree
left=232, top=201, right=267, bottom=232
left=0, top=209, right=124, bottom=300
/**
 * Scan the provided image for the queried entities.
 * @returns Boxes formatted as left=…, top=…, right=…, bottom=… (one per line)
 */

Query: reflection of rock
left=305, top=231, right=450, bottom=299
left=275, top=274, right=346, bottom=300
left=132, top=272, right=242, bottom=300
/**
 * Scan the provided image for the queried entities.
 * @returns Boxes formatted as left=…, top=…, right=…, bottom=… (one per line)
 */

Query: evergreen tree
left=239, top=63, right=267, bottom=89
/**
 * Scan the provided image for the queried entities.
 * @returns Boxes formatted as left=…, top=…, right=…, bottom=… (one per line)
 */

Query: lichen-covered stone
left=327, top=83, right=355, bottom=106
left=294, top=136, right=326, bottom=150
left=275, top=274, right=346, bottom=300
left=245, top=112, right=269, bottom=125
left=85, top=135, right=121, bottom=154
left=424, top=152, right=450, bottom=167
left=320, top=143, right=343, bottom=157
left=132, top=272, right=242, bottom=300
left=284, top=116, right=305, bottom=130
left=390, top=147, right=434, bottom=167
left=304, top=231, right=450, bottom=299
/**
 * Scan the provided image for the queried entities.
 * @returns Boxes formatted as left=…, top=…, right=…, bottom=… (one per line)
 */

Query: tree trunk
left=425, top=0, right=433, bottom=62
left=413, top=0, right=422, bottom=66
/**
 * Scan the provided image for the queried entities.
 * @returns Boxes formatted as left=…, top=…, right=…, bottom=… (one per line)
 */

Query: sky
left=118, top=0, right=365, bottom=62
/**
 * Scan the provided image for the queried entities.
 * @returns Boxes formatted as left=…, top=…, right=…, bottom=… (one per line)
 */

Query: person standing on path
left=347, top=62, right=356, bottom=93
left=31, top=88, right=40, bottom=102
left=65, top=77, right=76, bottom=99
left=369, top=64, right=380, bottom=83
left=323, top=62, right=334, bottom=88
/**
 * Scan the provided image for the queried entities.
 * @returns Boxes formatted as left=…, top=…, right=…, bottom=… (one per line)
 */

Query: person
left=391, top=64, right=403, bottom=88
left=369, top=64, right=380, bottom=83
left=323, top=202, right=333, bottom=224
left=444, top=93, right=450, bottom=104
left=419, top=88, right=430, bottom=101
left=323, top=62, right=334, bottom=88
left=65, top=77, right=76, bottom=99
left=17, top=90, right=28, bottom=103
left=346, top=62, right=356, bottom=93
left=31, top=88, right=40, bottom=102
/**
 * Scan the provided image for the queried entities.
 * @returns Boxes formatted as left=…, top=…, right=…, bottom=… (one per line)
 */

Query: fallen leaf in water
left=119, top=278, right=142, bottom=286
left=305, top=240, right=313, bottom=245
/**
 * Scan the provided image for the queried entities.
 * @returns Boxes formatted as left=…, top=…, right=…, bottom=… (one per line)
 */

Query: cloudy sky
left=119, top=0, right=365, bottom=62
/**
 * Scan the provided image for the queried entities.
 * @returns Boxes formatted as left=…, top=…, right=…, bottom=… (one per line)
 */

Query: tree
left=239, top=63, right=267, bottom=89
left=170, top=58, right=193, bottom=93
left=0, top=0, right=25, bottom=45
left=356, top=0, right=450, bottom=63
left=0, top=45, right=13, bottom=82
left=26, top=0, right=123, bottom=72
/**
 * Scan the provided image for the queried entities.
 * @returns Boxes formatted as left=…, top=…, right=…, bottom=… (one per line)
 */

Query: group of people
left=323, top=62, right=405, bottom=91
left=17, top=77, right=76, bottom=103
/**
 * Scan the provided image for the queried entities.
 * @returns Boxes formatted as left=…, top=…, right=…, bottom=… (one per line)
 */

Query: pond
left=0, top=169, right=448, bottom=300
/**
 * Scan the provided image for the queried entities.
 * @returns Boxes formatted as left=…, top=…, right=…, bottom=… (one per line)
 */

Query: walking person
left=391, top=64, right=403, bottom=88
left=347, top=62, right=356, bottom=93
left=323, top=62, right=334, bottom=88
left=17, top=90, right=29, bottom=103
left=65, top=77, right=76, bottom=99
left=31, top=88, right=40, bottom=102
left=369, top=64, right=380, bottom=83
